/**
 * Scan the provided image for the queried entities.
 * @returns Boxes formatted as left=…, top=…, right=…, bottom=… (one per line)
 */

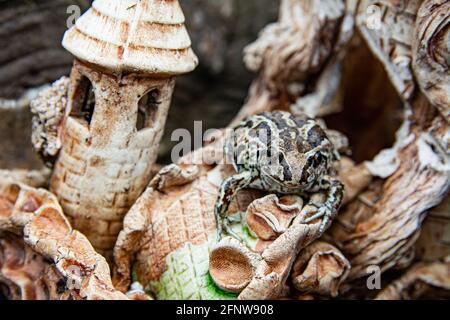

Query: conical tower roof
left=62, top=0, right=198, bottom=76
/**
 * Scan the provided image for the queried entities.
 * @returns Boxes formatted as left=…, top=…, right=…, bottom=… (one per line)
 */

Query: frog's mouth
left=260, top=166, right=296, bottom=188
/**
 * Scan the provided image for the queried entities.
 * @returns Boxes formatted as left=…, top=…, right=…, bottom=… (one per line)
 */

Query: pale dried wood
left=354, top=0, right=422, bottom=100
left=335, top=111, right=449, bottom=280
left=376, top=257, right=450, bottom=299
left=412, top=0, right=450, bottom=121
left=231, top=0, right=352, bottom=125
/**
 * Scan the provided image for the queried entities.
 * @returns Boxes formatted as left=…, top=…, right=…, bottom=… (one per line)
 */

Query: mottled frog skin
left=215, top=111, right=344, bottom=240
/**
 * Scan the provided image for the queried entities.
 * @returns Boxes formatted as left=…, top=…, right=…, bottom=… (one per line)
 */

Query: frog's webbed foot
left=303, top=203, right=334, bottom=233
left=304, top=176, right=344, bottom=233
left=221, top=217, right=243, bottom=242
left=215, top=171, right=253, bottom=242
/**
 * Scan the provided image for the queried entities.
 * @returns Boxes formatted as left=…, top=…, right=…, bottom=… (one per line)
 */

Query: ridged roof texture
left=62, top=0, right=198, bottom=75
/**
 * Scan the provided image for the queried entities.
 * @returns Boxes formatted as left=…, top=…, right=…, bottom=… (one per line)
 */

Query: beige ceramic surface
left=62, top=0, right=198, bottom=75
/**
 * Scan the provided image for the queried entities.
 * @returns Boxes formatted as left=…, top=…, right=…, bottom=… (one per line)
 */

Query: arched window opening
left=70, top=76, right=96, bottom=126
left=136, top=88, right=160, bottom=131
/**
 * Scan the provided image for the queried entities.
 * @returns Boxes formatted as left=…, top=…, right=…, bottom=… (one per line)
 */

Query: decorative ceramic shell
left=291, top=241, right=350, bottom=298
left=62, top=0, right=198, bottom=75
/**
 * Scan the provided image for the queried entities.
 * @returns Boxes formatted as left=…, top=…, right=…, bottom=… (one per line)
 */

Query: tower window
left=70, top=76, right=96, bottom=126
left=136, top=88, right=160, bottom=131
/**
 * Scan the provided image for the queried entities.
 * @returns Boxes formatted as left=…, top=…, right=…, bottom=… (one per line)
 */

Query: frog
left=215, top=111, right=344, bottom=241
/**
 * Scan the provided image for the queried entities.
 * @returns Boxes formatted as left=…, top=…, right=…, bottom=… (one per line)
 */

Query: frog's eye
left=311, top=152, right=324, bottom=168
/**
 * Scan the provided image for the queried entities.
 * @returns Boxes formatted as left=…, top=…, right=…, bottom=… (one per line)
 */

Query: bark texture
left=0, top=0, right=90, bottom=98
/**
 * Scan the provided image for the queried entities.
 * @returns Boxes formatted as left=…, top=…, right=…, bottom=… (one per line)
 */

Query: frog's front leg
left=215, top=171, right=253, bottom=242
left=304, top=176, right=344, bottom=233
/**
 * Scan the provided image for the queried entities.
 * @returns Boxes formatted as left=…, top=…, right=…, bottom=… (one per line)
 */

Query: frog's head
left=259, top=118, right=336, bottom=190
left=293, top=123, right=335, bottom=188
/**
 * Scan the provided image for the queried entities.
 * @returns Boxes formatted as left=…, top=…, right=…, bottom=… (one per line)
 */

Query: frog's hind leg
left=215, top=171, right=253, bottom=242
left=304, top=176, right=344, bottom=233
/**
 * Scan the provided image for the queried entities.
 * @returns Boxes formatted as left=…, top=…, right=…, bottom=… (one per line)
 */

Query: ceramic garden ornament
left=48, top=0, right=198, bottom=259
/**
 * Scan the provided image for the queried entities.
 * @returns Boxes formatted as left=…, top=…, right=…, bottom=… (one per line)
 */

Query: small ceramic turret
left=50, top=0, right=198, bottom=259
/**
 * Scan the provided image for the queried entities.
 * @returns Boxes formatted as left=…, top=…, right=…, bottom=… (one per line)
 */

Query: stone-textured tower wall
left=52, top=0, right=198, bottom=259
